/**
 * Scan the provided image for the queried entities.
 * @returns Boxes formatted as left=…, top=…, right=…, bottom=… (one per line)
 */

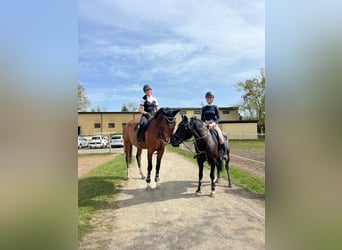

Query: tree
left=235, top=68, right=265, bottom=134
left=121, top=105, right=128, bottom=112
left=121, top=102, right=138, bottom=112
left=78, top=83, right=90, bottom=111
left=90, top=106, right=104, bottom=112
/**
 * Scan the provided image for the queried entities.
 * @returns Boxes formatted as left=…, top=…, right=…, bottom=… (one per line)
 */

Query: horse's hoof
left=210, top=191, right=215, bottom=197
left=146, top=184, right=152, bottom=191
left=196, top=190, right=201, bottom=195
left=228, top=184, right=232, bottom=188
left=215, top=178, right=220, bottom=184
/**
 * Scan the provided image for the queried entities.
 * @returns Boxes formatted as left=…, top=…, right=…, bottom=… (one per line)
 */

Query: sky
left=78, top=0, right=264, bottom=111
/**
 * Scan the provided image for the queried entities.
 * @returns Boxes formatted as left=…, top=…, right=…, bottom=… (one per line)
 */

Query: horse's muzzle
left=171, top=136, right=180, bottom=147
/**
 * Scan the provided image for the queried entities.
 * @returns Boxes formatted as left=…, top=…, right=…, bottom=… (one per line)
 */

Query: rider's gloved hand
left=208, top=122, right=216, bottom=128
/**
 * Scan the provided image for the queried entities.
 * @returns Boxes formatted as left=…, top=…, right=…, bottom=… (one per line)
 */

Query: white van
left=110, top=134, right=124, bottom=148
left=89, top=135, right=108, bottom=149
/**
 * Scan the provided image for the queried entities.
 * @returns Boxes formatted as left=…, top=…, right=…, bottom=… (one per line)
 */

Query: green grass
left=167, top=144, right=265, bottom=198
left=78, top=154, right=126, bottom=240
left=78, top=152, right=113, bottom=157
left=229, top=139, right=265, bottom=150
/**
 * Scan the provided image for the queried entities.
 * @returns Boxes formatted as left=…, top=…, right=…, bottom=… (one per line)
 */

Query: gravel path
left=105, top=148, right=265, bottom=250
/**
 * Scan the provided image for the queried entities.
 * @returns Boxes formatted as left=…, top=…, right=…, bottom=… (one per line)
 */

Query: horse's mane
left=190, top=116, right=205, bottom=128
left=155, top=107, right=178, bottom=118
left=155, top=107, right=166, bottom=118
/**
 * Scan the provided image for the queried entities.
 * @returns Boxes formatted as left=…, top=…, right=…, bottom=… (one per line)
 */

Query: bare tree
left=78, top=83, right=90, bottom=111
left=121, top=102, right=138, bottom=112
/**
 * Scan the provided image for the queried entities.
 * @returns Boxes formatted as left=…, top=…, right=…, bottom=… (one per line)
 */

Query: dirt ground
left=78, top=147, right=265, bottom=249
left=78, top=154, right=118, bottom=178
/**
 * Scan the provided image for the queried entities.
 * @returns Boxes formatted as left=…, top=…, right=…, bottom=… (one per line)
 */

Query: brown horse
left=123, top=107, right=180, bottom=189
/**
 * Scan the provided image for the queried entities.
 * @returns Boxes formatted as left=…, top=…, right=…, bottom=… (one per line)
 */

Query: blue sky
left=79, top=0, right=264, bottom=111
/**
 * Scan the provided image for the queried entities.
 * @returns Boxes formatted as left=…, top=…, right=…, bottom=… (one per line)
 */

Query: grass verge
left=229, top=139, right=265, bottom=150
left=166, top=144, right=265, bottom=198
left=78, top=154, right=126, bottom=240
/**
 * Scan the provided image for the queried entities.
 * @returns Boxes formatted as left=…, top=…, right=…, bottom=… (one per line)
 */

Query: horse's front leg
left=196, top=160, right=204, bottom=194
left=146, top=150, right=154, bottom=190
left=154, top=147, right=165, bottom=189
left=135, top=148, right=145, bottom=179
left=210, top=163, right=216, bottom=197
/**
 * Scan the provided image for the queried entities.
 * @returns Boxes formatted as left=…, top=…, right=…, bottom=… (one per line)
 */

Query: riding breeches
left=213, top=125, right=224, bottom=144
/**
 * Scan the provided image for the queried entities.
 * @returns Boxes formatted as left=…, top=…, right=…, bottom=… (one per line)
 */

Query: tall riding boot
left=220, top=143, right=228, bottom=161
left=136, top=125, right=143, bottom=146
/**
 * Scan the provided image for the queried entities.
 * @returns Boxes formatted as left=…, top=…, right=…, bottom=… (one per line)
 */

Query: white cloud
left=79, top=0, right=264, bottom=111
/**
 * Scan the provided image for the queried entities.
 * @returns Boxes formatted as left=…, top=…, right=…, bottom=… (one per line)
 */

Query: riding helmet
left=205, top=91, right=214, bottom=98
left=143, top=84, right=152, bottom=92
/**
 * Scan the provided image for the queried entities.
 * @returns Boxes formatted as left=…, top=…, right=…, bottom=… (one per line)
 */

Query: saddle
left=134, top=120, right=151, bottom=132
left=208, top=128, right=219, bottom=145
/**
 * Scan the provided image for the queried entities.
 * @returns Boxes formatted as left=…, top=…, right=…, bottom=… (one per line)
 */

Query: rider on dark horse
left=201, top=91, right=228, bottom=161
left=136, top=84, right=159, bottom=146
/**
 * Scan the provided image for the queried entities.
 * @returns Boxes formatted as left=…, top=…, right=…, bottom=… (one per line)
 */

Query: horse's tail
left=128, top=144, right=132, bottom=164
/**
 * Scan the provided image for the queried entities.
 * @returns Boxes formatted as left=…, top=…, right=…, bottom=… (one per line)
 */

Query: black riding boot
left=136, top=125, right=143, bottom=146
left=136, top=123, right=147, bottom=146
left=220, top=143, right=228, bottom=161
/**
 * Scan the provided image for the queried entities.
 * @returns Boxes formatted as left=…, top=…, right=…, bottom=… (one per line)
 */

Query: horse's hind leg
left=124, top=143, right=131, bottom=179
left=216, top=160, right=222, bottom=184
left=136, top=148, right=145, bottom=179
left=225, top=151, right=232, bottom=188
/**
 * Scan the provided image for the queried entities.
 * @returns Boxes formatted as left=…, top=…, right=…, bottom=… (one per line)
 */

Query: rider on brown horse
left=136, top=84, right=159, bottom=146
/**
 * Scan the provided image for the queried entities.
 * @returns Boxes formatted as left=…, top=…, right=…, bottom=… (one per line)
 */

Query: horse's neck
left=151, top=117, right=161, bottom=128
left=192, top=126, right=211, bottom=146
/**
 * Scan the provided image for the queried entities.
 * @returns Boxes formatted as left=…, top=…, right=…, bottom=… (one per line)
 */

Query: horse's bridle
left=175, top=119, right=210, bottom=158
left=158, top=115, right=176, bottom=144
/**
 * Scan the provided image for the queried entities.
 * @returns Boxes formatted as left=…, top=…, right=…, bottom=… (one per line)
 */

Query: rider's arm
left=214, top=105, right=221, bottom=124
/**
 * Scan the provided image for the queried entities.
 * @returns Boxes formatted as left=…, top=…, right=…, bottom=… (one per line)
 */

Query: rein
left=182, top=121, right=210, bottom=159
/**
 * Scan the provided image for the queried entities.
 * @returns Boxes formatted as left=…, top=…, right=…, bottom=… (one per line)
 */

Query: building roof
left=78, top=106, right=239, bottom=114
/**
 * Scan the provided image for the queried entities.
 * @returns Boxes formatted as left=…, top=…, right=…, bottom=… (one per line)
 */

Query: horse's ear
left=172, top=109, right=181, bottom=117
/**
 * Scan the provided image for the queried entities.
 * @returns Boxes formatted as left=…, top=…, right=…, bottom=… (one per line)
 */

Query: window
left=108, top=123, right=115, bottom=128
left=194, top=110, right=201, bottom=115
left=223, top=110, right=230, bottom=114
left=94, top=123, right=101, bottom=128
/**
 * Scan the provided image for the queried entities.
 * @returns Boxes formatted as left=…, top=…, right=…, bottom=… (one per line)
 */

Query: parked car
left=110, top=134, right=124, bottom=148
left=88, top=135, right=108, bottom=149
left=78, top=136, right=89, bottom=149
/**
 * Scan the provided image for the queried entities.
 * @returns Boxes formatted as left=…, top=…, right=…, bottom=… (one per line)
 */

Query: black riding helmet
left=205, top=91, right=214, bottom=98
left=143, top=84, right=152, bottom=92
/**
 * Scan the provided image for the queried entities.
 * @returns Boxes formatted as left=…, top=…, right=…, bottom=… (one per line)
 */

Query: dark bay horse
left=171, top=114, right=232, bottom=196
left=123, top=107, right=180, bottom=189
